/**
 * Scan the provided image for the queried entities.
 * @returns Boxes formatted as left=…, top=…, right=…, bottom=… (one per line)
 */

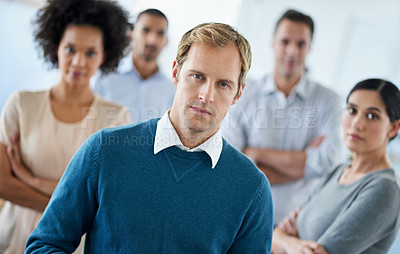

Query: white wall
left=0, top=0, right=58, bottom=110
left=237, top=0, right=400, bottom=97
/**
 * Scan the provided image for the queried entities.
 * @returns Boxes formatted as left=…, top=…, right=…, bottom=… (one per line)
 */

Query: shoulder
left=219, top=141, right=272, bottom=207
left=98, top=119, right=157, bottom=140
left=242, top=76, right=267, bottom=100
left=307, top=80, right=341, bottom=103
left=15, top=89, right=49, bottom=103
left=92, top=95, right=132, bottom=124
left=5, top=89, right=50, bottom=112
left=348, top=169, right=400, bottom=213
left=94, top=94, right=125, bottom=109
left=94, top=71, right=132, bottom=87
left=220, top=139, right=269, bottom=184
left=156, top=70, right=172, bottom=82
left=231, top=75, right=267, bottom=112
left=365, top=169, right=400, bottom=194
left=87, top=120, right=156, bottom=154
left=151, top=71, right=175, bottom=91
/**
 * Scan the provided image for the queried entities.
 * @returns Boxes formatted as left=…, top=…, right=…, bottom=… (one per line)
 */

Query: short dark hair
left=34, top=0, right=130, bottom=73
left=135, top=8, right=168, bottom=26
left=274, top=9, right=314, bottom=39
left=347, top=78, right=400, bottom=140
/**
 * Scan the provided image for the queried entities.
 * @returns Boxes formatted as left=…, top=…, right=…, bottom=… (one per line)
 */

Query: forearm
left=5, top=139, right=59, bottom=196
left=257, top=164, right=297, bottom=185
left=0, top=175, right=49, bottom=211
left=246, top=148, right=306, bottom=179
left=19, top=174, right=58, bottom=197
left=0, top=145, right=49, bottom=211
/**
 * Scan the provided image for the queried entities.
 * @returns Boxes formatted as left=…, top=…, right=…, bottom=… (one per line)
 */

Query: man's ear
left=232, top=83, right=245, bottom=105
left=172, top=60, right=178, bottom=87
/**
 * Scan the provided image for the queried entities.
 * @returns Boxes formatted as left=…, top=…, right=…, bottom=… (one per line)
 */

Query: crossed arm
left=271, top=208, right=328, bottom=254
left=0, top=134, right=58, bottom=212
left=243, top=136, right=324, bottom=184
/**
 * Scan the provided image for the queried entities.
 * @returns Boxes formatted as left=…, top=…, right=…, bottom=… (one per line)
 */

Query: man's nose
left=198, top=82, right=215, bottom=103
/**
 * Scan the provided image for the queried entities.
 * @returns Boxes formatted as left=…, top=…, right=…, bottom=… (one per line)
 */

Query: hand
left=278, top=207, right=301, bottom=237
left=309, top=136, right=325, bottom=148
left=6, top=133, right=34, bottom=183
left=286, top=240, right=327, bottom=254
left=298, top=242, right=328, bottom=254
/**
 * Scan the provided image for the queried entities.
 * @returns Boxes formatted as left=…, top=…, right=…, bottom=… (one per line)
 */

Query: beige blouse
left=0, top=89, right=131, bottom=253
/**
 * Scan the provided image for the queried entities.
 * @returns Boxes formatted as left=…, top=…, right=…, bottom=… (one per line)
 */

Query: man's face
left=170, top=42, right=243, bottom=137
left=273, top=19, right=312, bottom=79
left=132, top=14, right=168, bottom=61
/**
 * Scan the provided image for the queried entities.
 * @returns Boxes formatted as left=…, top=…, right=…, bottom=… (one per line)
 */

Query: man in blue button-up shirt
left=222, top=9, right=343, bottom=225
left=93, top=9, right=175, bottom=122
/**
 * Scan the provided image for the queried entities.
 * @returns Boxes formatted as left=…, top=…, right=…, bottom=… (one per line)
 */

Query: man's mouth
left=191, top=106, right=212, bottom=115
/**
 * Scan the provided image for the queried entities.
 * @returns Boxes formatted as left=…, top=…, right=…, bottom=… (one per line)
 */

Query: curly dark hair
left=33, top=0, right=130, bottom=73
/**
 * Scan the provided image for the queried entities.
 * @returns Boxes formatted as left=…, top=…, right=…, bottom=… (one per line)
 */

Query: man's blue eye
left=220, top=82, right=228, bottom=87
left=193, top=74, right=201, bottom=79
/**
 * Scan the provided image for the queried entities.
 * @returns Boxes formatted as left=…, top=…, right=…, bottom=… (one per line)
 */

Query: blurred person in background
left=272, top=78, right=400, bottom=254
left=222, top=9, right=343, bottom=225
left=0, top=0, right=131, bottom=252
left=93, top=8, right=175, bottom=122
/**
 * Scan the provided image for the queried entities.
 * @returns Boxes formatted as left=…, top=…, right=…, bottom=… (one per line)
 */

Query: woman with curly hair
left=272, top=79, right=400, bottom=254
left=0, top=0, right=131, bottom=252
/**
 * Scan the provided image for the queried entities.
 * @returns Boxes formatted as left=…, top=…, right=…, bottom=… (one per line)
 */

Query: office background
left=0, top=0, right=399, bottom=252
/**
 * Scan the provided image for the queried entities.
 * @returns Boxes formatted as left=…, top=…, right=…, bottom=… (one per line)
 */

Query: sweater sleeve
left=25, top=131, right=102, bottom=253
left=228, top=177, right=274, bottom=254
left=317, top=177, right=400, bottom=254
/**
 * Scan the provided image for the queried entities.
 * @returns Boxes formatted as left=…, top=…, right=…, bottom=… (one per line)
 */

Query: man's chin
left=183, top=119, right=213, bottom=134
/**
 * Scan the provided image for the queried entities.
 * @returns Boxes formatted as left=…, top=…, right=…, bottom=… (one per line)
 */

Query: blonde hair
left=175, top=23, right=252, bottom=94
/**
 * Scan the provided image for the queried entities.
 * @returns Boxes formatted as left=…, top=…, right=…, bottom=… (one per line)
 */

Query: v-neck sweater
left=27, top=119, right=273, bottom=253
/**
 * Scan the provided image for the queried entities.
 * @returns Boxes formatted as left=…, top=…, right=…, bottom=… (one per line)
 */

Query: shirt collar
left=154, top=111, right=223, bottom=169
left=263, top=73, right=308, bottom=100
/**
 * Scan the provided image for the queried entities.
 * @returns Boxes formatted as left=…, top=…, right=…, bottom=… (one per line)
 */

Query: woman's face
left=342, top=89, right=397, bottom=155
left=57, top=24, right=105, bottom=87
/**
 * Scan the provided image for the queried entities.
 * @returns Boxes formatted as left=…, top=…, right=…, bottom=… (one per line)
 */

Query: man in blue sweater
left=26, top=23, right=273, bottom=253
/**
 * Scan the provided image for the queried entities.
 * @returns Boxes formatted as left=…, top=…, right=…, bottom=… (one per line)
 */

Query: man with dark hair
left=93, top=8, right=175, bottom=122
left=222, top=9, right=343, bottom=225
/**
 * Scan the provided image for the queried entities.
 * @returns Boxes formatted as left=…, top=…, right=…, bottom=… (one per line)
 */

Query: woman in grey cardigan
left=272, top=78, right=400, bottom=254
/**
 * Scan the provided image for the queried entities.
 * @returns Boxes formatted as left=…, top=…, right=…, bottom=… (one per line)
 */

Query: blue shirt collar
left=263, top=73, right=308, bottom=100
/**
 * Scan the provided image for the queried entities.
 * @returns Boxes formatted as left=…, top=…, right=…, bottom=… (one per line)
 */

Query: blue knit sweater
left=26, top=119, right=273, bottom=253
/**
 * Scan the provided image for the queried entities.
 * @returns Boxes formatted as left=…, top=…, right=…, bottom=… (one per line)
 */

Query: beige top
left=0, top=89, right=131, bottom=253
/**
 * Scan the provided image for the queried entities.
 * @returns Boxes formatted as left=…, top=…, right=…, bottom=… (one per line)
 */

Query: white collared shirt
left=154, top=111, right=223, bottom=169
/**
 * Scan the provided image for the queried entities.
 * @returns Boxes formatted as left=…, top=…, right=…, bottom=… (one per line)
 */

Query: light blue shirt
left=93, top=61, right=175, bottom=122
left=222, top=74, right=343, bottom=224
